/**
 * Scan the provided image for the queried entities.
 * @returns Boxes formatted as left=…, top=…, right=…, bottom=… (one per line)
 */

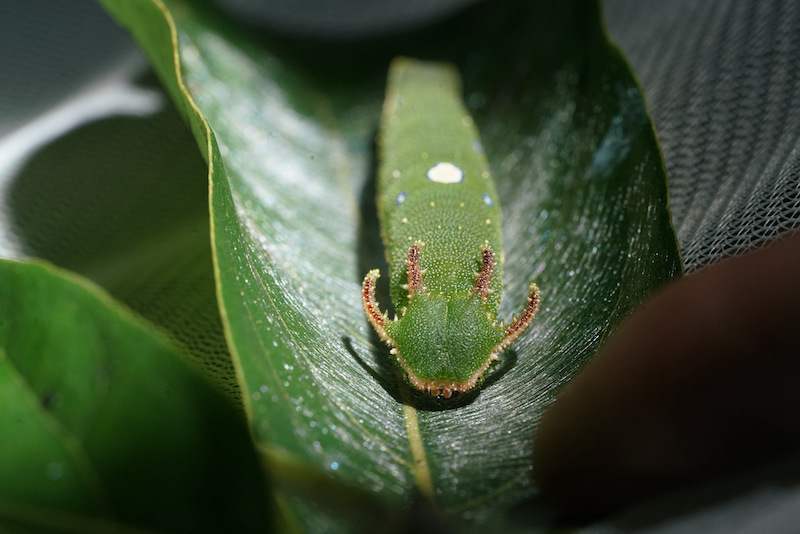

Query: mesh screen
left=604, top=0, right=800, bottom=271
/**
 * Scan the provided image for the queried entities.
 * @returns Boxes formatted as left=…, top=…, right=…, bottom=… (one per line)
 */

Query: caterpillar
left=362, top=57, right=541, bottom=398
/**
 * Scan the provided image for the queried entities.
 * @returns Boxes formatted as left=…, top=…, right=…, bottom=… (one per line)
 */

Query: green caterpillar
left=362, top=57, right=541, bottom=398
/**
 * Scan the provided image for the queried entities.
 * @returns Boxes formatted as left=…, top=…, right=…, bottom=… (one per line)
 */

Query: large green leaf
left=0, top=259, right=269, bottom=533
left=101, top=0, right=681, bottom=530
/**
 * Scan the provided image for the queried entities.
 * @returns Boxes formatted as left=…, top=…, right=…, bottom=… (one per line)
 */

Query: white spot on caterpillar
left=485, top=219, right=492, bottom=225
left=471, top=139, right=484, bottom=154
left=482, top=193, right=494, bottom=207
left=426, top=162, right=464, bottom=184
left=396, top=192, right=407, bottom=205
left=462, top=116, right=473, bottom=127
left=392, top=169, right=401, bottom=178
left=481, top=170, right=490, bottom=179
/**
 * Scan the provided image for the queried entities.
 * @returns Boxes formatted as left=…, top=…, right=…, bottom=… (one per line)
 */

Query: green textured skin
left=379, top=59, right=504, bottom=311
left=375, top=57, right=508, bottom=388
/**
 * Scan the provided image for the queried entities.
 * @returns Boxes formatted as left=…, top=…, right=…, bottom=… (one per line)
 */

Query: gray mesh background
left=604, top=0, right=800, bottom=272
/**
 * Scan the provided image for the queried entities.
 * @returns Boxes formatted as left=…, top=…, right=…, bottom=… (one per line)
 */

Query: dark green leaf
left=0, top=259, right=270, bottom=533
left=100, top=0, right=680, bottom=530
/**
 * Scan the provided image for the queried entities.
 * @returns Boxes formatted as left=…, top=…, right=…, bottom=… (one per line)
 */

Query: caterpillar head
left=362, top=244, right=540, bottom=398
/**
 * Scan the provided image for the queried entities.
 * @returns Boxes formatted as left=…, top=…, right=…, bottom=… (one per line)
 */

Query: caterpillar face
left=362, top=57, right=541, bottom=398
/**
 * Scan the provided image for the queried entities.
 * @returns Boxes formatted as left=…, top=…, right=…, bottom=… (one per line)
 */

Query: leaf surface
left=0, top=259, right=269, bottom=533
left=100, top=0, right=681, bottom=529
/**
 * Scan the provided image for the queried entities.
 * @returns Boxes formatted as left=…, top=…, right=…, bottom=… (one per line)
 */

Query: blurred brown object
left=532, top=231, right=800, bottom=514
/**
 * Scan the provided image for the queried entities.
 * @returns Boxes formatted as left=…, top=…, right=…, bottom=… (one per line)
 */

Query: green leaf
left=0, top=259, right=270, bottom=533
left=100, top=0, right=681, bottom=529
